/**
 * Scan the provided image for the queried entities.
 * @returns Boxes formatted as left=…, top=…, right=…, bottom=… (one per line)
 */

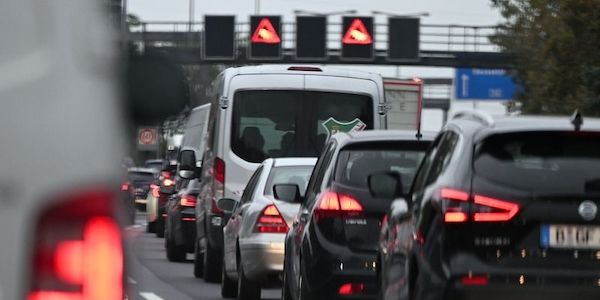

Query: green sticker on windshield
left=322, top=117, right=367, bottom=138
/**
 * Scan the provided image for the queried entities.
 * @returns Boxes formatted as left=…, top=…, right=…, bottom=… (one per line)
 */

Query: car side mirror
left=368, top=171, right=404, bottom=200
left=273, top=184, right=301, bottom=203
left=217, top=198, right=237, bottom=213
left=178, top=150, right=196, bottom=179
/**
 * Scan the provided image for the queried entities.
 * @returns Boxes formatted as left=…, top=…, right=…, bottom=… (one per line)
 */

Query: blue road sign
left=455, top=68, right=516, bottom=101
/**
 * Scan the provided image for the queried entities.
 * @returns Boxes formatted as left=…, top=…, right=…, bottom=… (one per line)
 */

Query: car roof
left=330, top=130, right=436, bottom=147
left=270, top=157, right=318, bottom=168
left=128, top=167, right=156, bottom=174
left=225, top=65, right=382, bottom=81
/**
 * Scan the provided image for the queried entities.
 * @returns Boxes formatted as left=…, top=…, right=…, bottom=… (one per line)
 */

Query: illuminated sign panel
left=249, top=16, right=282, bottom=60
left=341, top=17, right=374, bottom=61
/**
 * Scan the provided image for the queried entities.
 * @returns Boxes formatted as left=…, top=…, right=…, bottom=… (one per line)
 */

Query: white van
left=181, top=103, right=211, bottom=166
left=193, top=65, right=385, bottom=281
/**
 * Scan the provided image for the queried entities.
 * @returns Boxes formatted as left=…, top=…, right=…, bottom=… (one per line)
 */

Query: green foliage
left=492, top=0, right=600, bottom=115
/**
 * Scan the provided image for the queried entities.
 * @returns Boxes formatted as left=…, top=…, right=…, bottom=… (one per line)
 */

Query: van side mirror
left=368, top=171, right=404, bottom=200
left=217, top=198, right=237, bottom=213
left=273, top=184, right=301, bottom=203
left=178, top=150, right=196, bottom=179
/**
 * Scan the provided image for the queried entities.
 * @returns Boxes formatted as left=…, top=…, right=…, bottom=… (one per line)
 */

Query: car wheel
left=221, top=258, right=238, bottom=298
left=166, top=224, right=186, bottom=262
left=282, top=262, right=293, bottom=300
left=237, top=262, right=260, bottom=300
left=193, top=239, right=204, bottom=278
left=155, top=217, right=165, bottom=238
left=298, top=271, right=312, bottom=300
left=203, top=240, right=221, bottom=283
left=147, top=220, right=156, bottom=233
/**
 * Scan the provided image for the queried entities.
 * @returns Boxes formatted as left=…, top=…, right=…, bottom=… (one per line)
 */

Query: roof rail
left=452, top=110, right=494, bottom=126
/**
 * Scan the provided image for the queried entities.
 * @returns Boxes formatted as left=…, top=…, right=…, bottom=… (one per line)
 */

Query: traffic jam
left=3, top=1, right=600, bottom=300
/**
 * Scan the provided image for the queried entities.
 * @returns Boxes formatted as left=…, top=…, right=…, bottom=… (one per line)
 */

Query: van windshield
left=231, top=90, right=373, bottom=163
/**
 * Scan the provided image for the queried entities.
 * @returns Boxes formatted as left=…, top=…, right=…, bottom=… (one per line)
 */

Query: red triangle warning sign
left=251, top=18, right=281, bottom=44
left=342, top=18, right=373, bottom=45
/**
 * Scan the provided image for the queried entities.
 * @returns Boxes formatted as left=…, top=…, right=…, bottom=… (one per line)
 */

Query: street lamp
left=293, top=9, right=358, bottom=16
left=371, top=11, right=430, bottom=18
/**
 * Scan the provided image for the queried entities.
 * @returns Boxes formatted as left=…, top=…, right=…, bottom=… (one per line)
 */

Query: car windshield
left=264, top=165, right=315, bottom=199
left=474, top=131, right=600, bottom=192
left=231, top=90, right=373, bottom=163
left=335, top=141, right=430, bottom=193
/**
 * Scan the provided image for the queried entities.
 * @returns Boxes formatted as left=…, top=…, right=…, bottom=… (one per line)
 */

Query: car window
left=240, top=166, right=264, bottom=205
left=411, top=133, right=444, bottom=199
left=304, top=141, right=337, bottom=207
left=474, top=131, right=600, bottom=192
left=264, top=165, right=315, bottom=199
left=334, top=141, right=430, bottom=193
left=424, top=131, right=460, bottom=186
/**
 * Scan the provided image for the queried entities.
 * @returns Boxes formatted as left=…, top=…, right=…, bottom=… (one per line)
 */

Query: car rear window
left=474, top=132, right=600, bottom=192
left=231, top=90, right=373, bottom=163
left=335, top=141, right=430, bottom=193
left=264, top=166, right=315, bottom=199
left=129, top=172, right=155, bottom=183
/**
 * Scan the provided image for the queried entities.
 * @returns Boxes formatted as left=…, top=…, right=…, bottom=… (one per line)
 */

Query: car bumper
left=240, top=238, right=285, bottom=282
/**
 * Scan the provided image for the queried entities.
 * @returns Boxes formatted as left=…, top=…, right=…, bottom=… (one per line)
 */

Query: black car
left=283, top=130, right=432, bottom=300
left=127, top=168, right=158, bottom=211
left=165, top=179, right=200, bottom=262
left=377, top=112, right=600, bottom=300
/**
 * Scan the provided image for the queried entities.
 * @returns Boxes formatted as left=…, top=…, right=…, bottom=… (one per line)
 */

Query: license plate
left=541, top=224, right=600, bottom=249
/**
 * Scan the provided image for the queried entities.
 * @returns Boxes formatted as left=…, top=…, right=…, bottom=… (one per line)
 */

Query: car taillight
left=255, top=204, right=288, bottom=233
left=120, top=182, right=129, bottom=191
left=215, top=157, right=225, bottom=184
left=161, top=171, right=171, bottom=179
left=150, top=184, right=160, bottom=198
left=314, top=191, right=363, bottom=221
left=338, top=283, right=365, bottom=295
left=180, top=194, right=197, bottom=207
left=440, top=188, right=520, bottom=223
left=28, top=189, right=124, bottom=300
left=163, top=178, right=174, bottom=187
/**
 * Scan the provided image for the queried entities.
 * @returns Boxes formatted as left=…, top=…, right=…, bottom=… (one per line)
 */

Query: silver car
left=220, top=158, right=317, bottom=300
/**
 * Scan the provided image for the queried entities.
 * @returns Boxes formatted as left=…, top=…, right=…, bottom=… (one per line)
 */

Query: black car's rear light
left=338, top=282, right=365, bottom=295
left=440, top=188, right=520, bottom=223
left=314, top=191, right=363, bottom=222
left=150, top=184, right=160, bottom=198
left=120, top=182, right=129, bottom=191
left=180, top=194, right=197, bottom=207
left=255, top=204, right=288, bottom=233
left=461, top=274, right=488, bottom=286
left=162, top=178, right=174, bottom=187
left=28, top=188, right=124, bottom=300
left=440, top=188, right=469, bottom=223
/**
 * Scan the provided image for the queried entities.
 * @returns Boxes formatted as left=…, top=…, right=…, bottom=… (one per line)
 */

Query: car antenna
left=571, top=110, right=583, bottom=131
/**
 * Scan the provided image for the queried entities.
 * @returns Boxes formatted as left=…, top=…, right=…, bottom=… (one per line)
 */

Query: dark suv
left=283, top=130, right=433, bottom=300
left=378, top=112, right=600, bottom=300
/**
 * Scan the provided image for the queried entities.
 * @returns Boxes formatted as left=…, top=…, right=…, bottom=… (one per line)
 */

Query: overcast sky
left=127, top=0, right=506, bottom=131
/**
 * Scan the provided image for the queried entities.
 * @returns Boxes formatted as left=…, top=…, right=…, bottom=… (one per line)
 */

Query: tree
left=491, top=0, right=600, bottom=115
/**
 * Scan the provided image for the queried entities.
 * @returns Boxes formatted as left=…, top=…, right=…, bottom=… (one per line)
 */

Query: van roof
left=269, top=157, right=318, bottom=168
left=225, top=65, right=383, bottom=81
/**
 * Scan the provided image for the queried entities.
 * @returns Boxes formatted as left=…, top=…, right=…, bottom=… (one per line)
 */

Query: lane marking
left=140, top=292, right=164, bottom=300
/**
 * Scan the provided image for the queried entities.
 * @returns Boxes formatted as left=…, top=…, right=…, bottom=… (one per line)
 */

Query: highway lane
left=126, top=214, right=281, bottom=300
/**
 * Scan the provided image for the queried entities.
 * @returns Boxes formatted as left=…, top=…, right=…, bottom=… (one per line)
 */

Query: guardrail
left=127, top=21, right=500, bottom=53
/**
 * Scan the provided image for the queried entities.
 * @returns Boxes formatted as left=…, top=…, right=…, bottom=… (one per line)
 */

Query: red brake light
left=163, top=178, right=174, bottom=187
left=315, top=191, right=363, bottom=221
left=120, top=182, right=129, bottom=191
left=444, top=212, right=468, bottom=223
left=255, top=204, right=288, bottom=233
left=161, top=171, right=171, bottom=179
left=180, top=194, right=197, bottom=207
left=473, top=195, right=520, bottom=222
left=338, top=283, right=365, bottom=295
left=461, top=275, right=489, bottom=286
left=150, top=184, right=160, bottom=198
left=287, top=66, right=323, bottom=72
left=28, top=189, right=123, bottom=300
left=215, top=157, right=225, bottom=184
left=440, top=188, right=470, bottom=223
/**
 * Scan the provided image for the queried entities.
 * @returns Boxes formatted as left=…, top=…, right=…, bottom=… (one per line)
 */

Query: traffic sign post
left=137, top=127, right=159, bottom=152
left=295, top=16, right=327, bottom=60
left=388, top=17, right=420, bottom=62
left=249, top=16, right=282, bottom=60
left=203, top=16, right=236, bottom=60
left=454, top=68, right=516, bottom=101
left=341, top=17, right=374, bottom=61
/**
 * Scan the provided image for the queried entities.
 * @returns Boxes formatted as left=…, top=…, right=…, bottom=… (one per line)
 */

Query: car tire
left=165, top=223, right=186, bottom=262
left=193, top=239, right=204, bottom=278
left=203, top=240, right=221, bottom=283
left=155, top=217, right=165, bottom=238
left=221, top=259, right=238, bottom=299
left=237, top=263, right=260, bottom=300
left=298, top=270, right=312, bottom=300
left=147, top=220, right=156, bottom=233
left=282, top=262, right=293, bottom=300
